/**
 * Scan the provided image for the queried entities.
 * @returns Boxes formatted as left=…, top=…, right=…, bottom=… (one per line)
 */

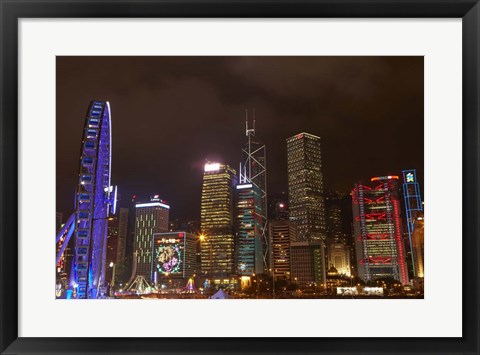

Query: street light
left=109, top=262, right=116, bottom=297
left=269, top=268, right=275, bottom=299
left=252, top=273, right=259, bottom=298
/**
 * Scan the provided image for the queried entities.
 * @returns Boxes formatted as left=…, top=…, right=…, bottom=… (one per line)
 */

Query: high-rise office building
left=352, top=176, right=409, bottom=285
left=402, top=169, right=423, bottom=277
left=115, top=207, right=129, bottom=280
left=134, top=195, right=170, bottom=281
left=152, top=231, right=197, bottom=287
left=269, top=220, right=296, bottom=281
left=325, top=192, right=352, bottom=277
left=235, top=183, right=264, bottom=275
left=239, top=113, right=268, bottom=269
left=200, top=162, right=237, bottom=277
left=325, top=192, right=345, bottom=244
left=290, top=241, right=326, bottom=289
left=286, top=132, right=326, bottom=242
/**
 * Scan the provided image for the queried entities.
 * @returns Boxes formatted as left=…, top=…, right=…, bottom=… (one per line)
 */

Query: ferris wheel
left=56, top=101, right=117, bottom=299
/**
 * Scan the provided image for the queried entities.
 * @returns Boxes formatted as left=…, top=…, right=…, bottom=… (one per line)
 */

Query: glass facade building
left=235, top=183, right=264, bottom=275
left=352, top=176, right=409, bottom=284
left=239, top=116, right=268, bottom=271
left=200, top=163, right=237, bottom=277
left=286, top=132, right=326, bottom=242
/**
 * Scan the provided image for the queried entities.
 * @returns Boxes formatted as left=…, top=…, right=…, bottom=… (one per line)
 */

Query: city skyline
left=55, top=99, right=424, bottom=299
left=56, top=56, right=424, bottom=220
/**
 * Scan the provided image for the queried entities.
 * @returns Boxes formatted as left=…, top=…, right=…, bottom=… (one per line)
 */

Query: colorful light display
left=155, top=243, right=182, bottom=274
left=185, top=277, right=196, bottom=293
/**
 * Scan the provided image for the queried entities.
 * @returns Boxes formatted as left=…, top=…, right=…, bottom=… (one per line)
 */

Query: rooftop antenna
left=245, top=108, right=249, bottom=136
left=245, top=107, right=255, bottom=136
left=253, top=107, right=256, bottom=134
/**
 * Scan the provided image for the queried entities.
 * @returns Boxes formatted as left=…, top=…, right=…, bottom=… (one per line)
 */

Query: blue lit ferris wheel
left=56, top=101, right=117, bottom=299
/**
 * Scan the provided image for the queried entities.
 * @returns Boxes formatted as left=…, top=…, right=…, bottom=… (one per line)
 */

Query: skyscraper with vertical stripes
left=133, top=196, right=170, bottom=281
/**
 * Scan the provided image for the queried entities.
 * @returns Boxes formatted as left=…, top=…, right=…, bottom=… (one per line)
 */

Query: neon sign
left=406, top=172, right=415, bottom=182
left=155, top=244, right=181, bottom=274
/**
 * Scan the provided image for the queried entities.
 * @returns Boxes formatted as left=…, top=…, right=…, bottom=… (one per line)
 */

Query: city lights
left=56, top=58, right=424, bottom=300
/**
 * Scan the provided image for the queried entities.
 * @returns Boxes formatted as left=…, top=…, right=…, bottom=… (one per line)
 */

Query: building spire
left=253, top=107, right=256, bottom=133
left=245, top=107, right=255, bottom=136
left=245, top=108, right=249, bottom=136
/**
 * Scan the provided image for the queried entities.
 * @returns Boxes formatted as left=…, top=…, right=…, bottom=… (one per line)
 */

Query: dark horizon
left=56, top=56, right=424, bottom=220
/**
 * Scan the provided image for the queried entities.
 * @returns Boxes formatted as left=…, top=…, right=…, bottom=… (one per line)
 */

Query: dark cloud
left=56, top=56, right=423, bottom=219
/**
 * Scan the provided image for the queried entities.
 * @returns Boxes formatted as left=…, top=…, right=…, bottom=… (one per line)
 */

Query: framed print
left=1, top=0, right=479, bottom=354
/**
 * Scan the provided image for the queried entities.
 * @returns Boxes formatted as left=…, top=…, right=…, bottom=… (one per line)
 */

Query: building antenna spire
left=253, top=107, right=256, bottom=134
left=245, top=108, right=249, bottom=136
left=246, top=107, right=255, bottom=137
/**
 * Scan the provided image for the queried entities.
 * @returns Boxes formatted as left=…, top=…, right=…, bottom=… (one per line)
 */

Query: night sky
left=56, top=56, right=424, bottom=220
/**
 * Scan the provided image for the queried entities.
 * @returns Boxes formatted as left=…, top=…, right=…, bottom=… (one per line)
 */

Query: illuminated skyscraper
left=286, top=132, right=326, bottom=242
left=402, top=169, right=423, bottom=277
left=269, top=220, right=296, bottom=281
left=235, top=183, right=264, bottom=275
left=200, top=162, right=237, bottom=277
left=239, top=112, right=268, bottom=269
left=133, top=195, right=170, bottom=281
left=352, top=176, right=409, bottom=285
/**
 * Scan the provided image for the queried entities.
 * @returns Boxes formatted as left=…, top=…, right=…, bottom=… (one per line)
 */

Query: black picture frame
left=1, top=1, right=478, bottom=354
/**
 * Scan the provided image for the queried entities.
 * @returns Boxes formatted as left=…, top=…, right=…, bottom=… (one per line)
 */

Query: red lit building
left=352, top=175, right=409, bottom=285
